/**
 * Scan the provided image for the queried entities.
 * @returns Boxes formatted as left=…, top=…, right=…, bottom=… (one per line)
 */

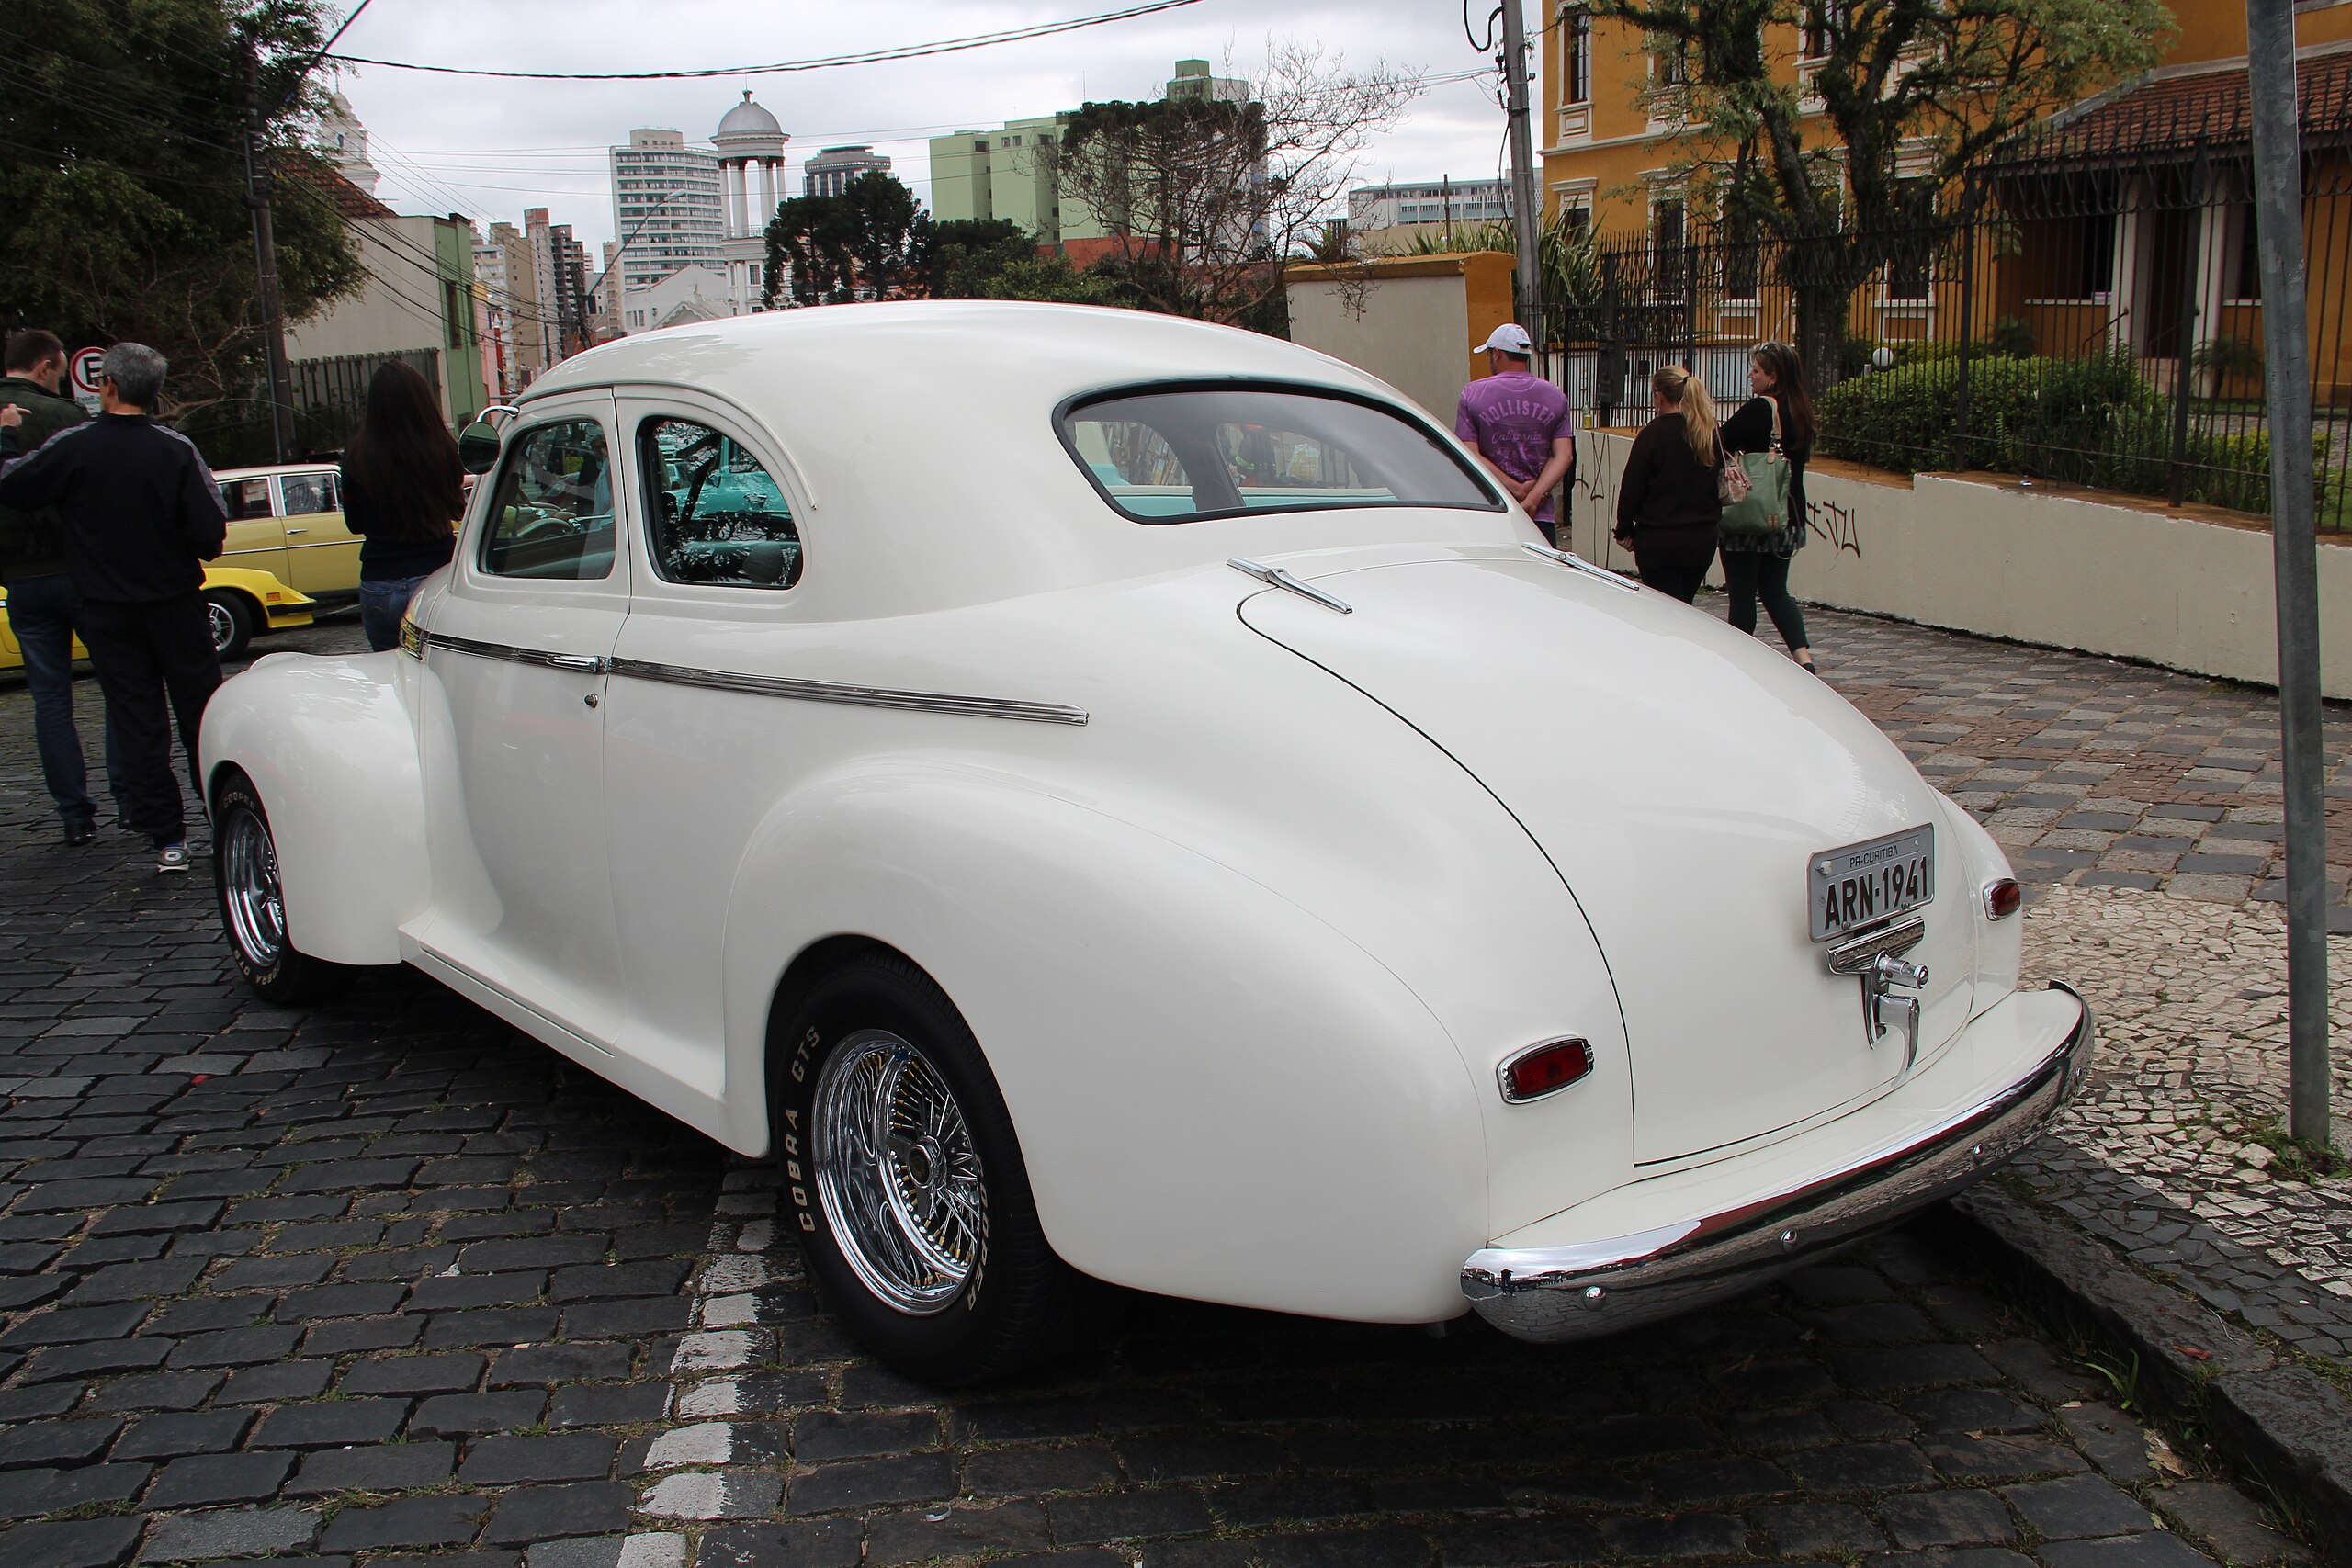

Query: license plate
left=1809, top=826, right=1935, bottom=942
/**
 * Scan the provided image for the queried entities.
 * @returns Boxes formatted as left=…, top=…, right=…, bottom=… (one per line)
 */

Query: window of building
left=1654, top=39, right=1688, bottom=86
left=1652, top=197, right=1687, bottom=299
left=2228, top=202, right=2262, bottom=300
left=480, top=418, right=616, bottom=581
left=1802, top=0, right=1846, bottom=57
left=639, top=417, right=800, bottom=589
left=1562, top=9, right=1592, bottom=105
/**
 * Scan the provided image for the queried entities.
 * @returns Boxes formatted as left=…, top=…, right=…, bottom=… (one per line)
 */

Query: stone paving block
left=490, top=1343, right=632, bottom=1385
left=253, top=1397, right=411, bottom=1448
left=2036, top=1535, right=2222, bottom=1567
left=1594, top=1512, right=1747, bottom=1559
left=317, top=1495, right=491, bottom=1552
left=0, top=1418, right=121, bottom=1471
left=1046, top=1486, right=1216, bottom=1544
left=216, top=1359, right=333, bottom=1404
left=0, top=1517, right=145, bottom=1568
left=462, top=1433, right=618, bottom=1483
left=548, top=1382, right=670, bottom=1428
left=1428, top=1516, right=1605, bottom=1564
left=286, top=1439, right=457, bottom=1495
left=114, top=1408, right=254, bottom=1459
left=483, top=1483, right=639, bottom=1543
left=338, top=1351, right=487, bottom=1394
left=146, top=1450, right=297, bottom=1507
left=1880, top=1488, right=2019, bottom=1547
left=696, top=1520, right=864, bottom=1568
left=411, top=1389, right=548, bottom=1436
left=2002, top=1475, right=2163, bottom=1539
left=140, top=1506, right=321, bottom=1562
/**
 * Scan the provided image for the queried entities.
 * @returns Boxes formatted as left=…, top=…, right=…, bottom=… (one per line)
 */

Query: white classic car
left=199, top=303, right=2090, bottom=1383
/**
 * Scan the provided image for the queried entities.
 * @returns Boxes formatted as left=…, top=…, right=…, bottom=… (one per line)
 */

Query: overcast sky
left=327, top=0, right=1523, bottom=251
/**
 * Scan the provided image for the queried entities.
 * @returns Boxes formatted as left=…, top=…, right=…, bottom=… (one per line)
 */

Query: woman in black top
left=1611, top=364, right=1722, bottom=603
left=340, top=360, right=462, bottom=651
left=1718, top=341, right=1815, bottom=670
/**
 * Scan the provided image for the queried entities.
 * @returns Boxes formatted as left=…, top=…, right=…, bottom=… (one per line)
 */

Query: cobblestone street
left=0, top=604, right=2336, bottom=1568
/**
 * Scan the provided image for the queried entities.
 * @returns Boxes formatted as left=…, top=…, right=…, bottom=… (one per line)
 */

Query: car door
left=217, top=476, right=290, bottom=581
left=601, top=394, right=810, bottom=1095
left=413, top=394, right=630, bottom=1043
left=277, top=469, right=362, bottom=596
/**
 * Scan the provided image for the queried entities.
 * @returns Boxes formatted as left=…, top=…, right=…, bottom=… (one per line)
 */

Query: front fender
left=198, top=653, right=424, bottom=966
left=719, top=761, right=1490, bottom=1325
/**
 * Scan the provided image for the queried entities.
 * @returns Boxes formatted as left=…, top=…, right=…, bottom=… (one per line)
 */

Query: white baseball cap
left=1478, top=322, right=1533, bottom=355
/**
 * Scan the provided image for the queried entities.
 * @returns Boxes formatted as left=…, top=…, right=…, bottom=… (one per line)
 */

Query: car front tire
left=205, top=591, right=256, bottom=661
left=212, top=769, right=339, bottom=1005
left=772, top=953, right=1079, bottom=1385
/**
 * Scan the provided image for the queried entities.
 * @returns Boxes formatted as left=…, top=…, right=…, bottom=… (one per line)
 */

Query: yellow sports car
left=0, top=565, right=317, bottom=667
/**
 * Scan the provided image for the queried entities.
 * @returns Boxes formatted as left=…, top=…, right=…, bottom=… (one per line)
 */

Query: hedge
left=1815, top=351, right=2301, bottom=514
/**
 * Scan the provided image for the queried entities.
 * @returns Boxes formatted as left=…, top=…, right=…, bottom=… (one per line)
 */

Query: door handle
left=537, top=652, right=606, bottom=674
left=285, top=527, right=309, bottom=536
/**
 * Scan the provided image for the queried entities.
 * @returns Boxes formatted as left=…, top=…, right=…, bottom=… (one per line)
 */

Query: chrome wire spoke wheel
left=220, top=806, right=287, bottom=968
left=207, top=599, right=235, bottom=655
left=811, top=1029, right=986, bottom=1315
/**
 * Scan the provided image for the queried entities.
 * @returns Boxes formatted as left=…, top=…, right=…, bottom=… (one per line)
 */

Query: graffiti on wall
left=1808, top=500, right=1862, bottom=558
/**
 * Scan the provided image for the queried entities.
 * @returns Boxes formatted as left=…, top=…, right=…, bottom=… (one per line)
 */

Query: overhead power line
left=325, top=0, right=1203, bottom=81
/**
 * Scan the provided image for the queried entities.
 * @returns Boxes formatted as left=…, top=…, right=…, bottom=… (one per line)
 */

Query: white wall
left=1565, top=431, right=2352, bottom=699
left=1287, top=272, right=1470, bottom=424
left=288, top=216, right=448, bottom=363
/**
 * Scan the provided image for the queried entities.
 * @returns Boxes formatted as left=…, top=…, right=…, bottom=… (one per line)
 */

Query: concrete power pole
left=1499, top=0, right=1545, bottom=377
left=241, top=42, right=299, bottom=463
left=2245, top=0, right=2334, bottom=1153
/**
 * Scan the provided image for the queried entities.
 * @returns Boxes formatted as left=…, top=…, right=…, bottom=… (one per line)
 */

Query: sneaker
left=155, top=842, right=190, bottom=874
left=62, top=819, right=96, bottom=848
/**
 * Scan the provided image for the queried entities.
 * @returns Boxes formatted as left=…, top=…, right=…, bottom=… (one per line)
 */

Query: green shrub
left=1818, top=349, right=2312, bottom=515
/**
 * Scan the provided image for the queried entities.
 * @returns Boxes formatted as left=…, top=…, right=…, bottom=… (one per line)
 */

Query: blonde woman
left=1611, top=364, right=1723, bottom=603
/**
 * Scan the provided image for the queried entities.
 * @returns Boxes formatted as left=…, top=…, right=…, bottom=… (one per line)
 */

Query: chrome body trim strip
left=1460, top=981, right=2094, bottom=1342
left=405, top=623, right=1089, bottom=726
left=1228, top=557, right=1354, bottom=615
left=605, top=656, right=1090, bottom=727
left=1523, top=540, right=1641, bottom=592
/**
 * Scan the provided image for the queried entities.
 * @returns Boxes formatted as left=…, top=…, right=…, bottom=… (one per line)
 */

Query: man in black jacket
left=0, top=343, right=228, bottom=873
left=0, top=330, right=112, bottom=845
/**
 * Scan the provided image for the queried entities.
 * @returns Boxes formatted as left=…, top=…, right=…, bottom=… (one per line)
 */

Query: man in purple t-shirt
left=1454, top=322, right=1576, bottom=545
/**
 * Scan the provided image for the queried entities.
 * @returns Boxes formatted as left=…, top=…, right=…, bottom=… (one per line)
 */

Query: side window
left=220, top=479, right=276, bottom=520
left=639, top=417, right=800, bottom=590
left=280, top=471, right=339, bottom=516
left=1065, top=415, right=1195, bottom=517
left=479, top=419, right=616, bottom=581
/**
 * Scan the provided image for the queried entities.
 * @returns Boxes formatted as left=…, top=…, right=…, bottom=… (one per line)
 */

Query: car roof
left=214, top=463, right=338, bottom=481
left=514, top=301, right=1515, bottom=619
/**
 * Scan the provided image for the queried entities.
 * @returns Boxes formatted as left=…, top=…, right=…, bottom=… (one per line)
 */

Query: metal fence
left=1555, top=58, right=2352, bottom=529
left=288, top=348, right=442, bottom=456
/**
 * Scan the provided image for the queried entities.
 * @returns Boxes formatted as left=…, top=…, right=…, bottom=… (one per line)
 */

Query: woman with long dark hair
left=1718, top=341, right=1816, bottom=670
left=1611, top=364, right=1723, bottom=603
left=339, top=360, right=462, bottom=651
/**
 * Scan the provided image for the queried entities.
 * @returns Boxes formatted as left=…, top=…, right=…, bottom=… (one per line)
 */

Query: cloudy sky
left=326, top=0, right=1524, bottom=251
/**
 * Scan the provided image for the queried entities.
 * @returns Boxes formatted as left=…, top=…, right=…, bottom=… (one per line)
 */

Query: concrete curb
left=1937, top=1187, right=2352, bottom=1558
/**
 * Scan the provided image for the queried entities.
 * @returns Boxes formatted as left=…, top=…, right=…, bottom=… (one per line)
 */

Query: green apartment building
left=927, top=61, right=1249, bottom=248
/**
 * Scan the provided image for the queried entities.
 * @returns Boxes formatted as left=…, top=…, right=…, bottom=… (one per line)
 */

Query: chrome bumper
left=1461, top=981, right=2094, bottom=1343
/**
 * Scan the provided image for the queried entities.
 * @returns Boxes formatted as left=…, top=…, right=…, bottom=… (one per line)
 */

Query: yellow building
left=1540, top=3, right=2352, bottom=243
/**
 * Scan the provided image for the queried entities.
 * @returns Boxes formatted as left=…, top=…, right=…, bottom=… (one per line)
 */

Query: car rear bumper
left=1460, top=981, right=2093, bottom=1343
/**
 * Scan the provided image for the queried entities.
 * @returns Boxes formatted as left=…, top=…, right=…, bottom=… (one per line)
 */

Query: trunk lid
left=1239, top=547, right=1977, bottom=1164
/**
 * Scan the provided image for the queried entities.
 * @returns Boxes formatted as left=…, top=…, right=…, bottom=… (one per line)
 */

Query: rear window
left=1060, top=385, right=1500, bottom=523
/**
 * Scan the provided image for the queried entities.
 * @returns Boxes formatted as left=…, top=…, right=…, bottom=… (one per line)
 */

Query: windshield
left=1060, top=385, right=1501, bottom=524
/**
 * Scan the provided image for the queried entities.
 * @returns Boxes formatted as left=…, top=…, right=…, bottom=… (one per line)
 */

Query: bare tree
left=1047, top=40, right=1420, bottom=328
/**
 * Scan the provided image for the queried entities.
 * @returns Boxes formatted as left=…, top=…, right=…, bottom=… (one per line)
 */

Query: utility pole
left=2245, top=0, right=2333, bottom=1153
left=241, top=41, right=298, bottom=463
left=1498, top=0, right=1545, bottom=378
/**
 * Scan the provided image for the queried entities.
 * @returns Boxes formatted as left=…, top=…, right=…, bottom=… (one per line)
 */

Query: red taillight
left=1984, top=878, right=2022, bottom=919
left=1500, top=1038, right=1594, bottom=1103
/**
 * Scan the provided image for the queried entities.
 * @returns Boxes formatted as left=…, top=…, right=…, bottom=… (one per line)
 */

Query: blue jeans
left=358, top=575, right=428, bottom=652
left=9, top=572, right=120, bottom=826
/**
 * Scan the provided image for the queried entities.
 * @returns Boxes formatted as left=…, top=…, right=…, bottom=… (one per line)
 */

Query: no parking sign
left=68, top=346, right=103, bottom=414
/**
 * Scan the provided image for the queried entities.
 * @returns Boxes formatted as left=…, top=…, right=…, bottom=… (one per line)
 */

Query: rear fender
left=718, top=762, right=1490, bottom=1325
left=198, top=653, right=424, bottom=966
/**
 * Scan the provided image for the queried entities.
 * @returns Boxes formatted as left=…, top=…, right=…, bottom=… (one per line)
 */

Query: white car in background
left=198, top=304, right=2090, bottom=1383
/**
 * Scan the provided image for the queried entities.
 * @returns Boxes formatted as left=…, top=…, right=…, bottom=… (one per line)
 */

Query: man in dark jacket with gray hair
left=0, top=342, right=228, bottom=873
left=0, top=329, right=111, bottom=846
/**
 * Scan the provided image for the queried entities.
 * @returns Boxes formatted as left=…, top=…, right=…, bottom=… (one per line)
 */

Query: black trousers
left=77, top=593, right=220, bottom=845
left=1623, top=524, right=1719, bottom=604
left=1721, top=548, right=1812, bottom=652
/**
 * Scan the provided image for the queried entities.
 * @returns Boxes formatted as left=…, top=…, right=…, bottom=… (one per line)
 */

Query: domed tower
left=714, top=92, right=789, bottom=310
